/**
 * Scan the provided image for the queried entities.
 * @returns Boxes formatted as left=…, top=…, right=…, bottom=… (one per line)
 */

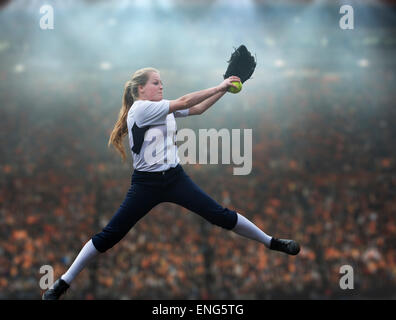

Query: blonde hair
left=108, top=67, right=159, bottom=162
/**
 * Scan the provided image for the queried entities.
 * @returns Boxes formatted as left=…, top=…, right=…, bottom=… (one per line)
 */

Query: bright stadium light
left=14, top=64, right=25, bottom=73
left=358, top=59, right=369, bottom=68
left=274, top=59, right=285, bottom=68
left=100, top=62, right=112, bottom=70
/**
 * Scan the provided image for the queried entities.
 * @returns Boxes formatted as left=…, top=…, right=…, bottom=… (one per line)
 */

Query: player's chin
left=152, top=93, right=162, bottom=101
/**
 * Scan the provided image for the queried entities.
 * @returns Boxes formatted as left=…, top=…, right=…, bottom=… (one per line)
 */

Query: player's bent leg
left=232, top=213, right=300, bottom=255
left=165, top=169, right=300, bottom=256
left=92, top=183, right=160, bottom=253
left=165, top=171, right=237, bottom=230
left=42, top=239, right=98, bottom=300
left=231, top=212, right=272, bottom=247
left=43, top=184, right=160, bottom=300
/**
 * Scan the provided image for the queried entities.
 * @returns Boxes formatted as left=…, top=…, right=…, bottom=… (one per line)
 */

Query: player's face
left=139, top=72, right=163, bottom=101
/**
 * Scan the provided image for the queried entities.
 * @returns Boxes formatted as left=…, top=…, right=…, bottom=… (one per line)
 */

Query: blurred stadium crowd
left=1, top=1, right=396, bottom=299
left=1, top=68, right=395, bottom=299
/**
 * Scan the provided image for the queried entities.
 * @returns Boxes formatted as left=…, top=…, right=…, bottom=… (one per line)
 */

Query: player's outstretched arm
left=168, top=76, right=240, bottom=114
left=188, top=91, right=225, bottom=116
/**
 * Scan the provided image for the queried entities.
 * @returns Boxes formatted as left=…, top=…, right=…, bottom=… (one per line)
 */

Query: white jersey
left=127, top=99, right=189, bottom=172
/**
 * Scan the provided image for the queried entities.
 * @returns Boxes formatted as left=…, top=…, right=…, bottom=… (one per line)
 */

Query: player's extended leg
left=165, top=169, right=300, bottom=255
left=91, top=183, right=161, bottom=253
left=42, top=182, right=161, bottom=300
left=231, top=213, right=300, bottom=255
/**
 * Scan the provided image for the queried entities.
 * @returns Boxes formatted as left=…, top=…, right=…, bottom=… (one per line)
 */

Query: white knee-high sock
left=232, top=213, right=272, bottom=248
left=61, top=239, right=100, bottom=285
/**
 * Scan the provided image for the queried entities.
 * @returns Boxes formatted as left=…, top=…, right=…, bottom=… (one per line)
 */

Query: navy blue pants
left=92, top=165, right=238, bottom=253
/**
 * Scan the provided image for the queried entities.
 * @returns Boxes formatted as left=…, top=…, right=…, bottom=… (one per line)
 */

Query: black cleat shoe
left=42, top=278, right=70, bottom=300
left=270, top=238, right=300, bottom=255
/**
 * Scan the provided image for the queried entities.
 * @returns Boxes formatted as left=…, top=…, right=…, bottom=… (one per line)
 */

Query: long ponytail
left=108, top=81, right=134, bottom=162
left=108, top=67, right=159, bottom=162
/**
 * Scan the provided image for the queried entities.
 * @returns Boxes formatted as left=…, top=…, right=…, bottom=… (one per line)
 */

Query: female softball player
left=42, top=67, right=300, bottom=300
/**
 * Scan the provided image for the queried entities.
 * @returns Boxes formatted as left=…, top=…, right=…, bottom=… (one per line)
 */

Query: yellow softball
left=228, top=81, right=242, bottom=94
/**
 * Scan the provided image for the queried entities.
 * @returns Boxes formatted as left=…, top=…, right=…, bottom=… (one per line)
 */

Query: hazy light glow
left=100, top=62, right=112, bottom=70
left=275, top=59, right=286, bottom=68
left=14, top=64, right=25, bottom=73
left=358, top=59, right=370, bottom=68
